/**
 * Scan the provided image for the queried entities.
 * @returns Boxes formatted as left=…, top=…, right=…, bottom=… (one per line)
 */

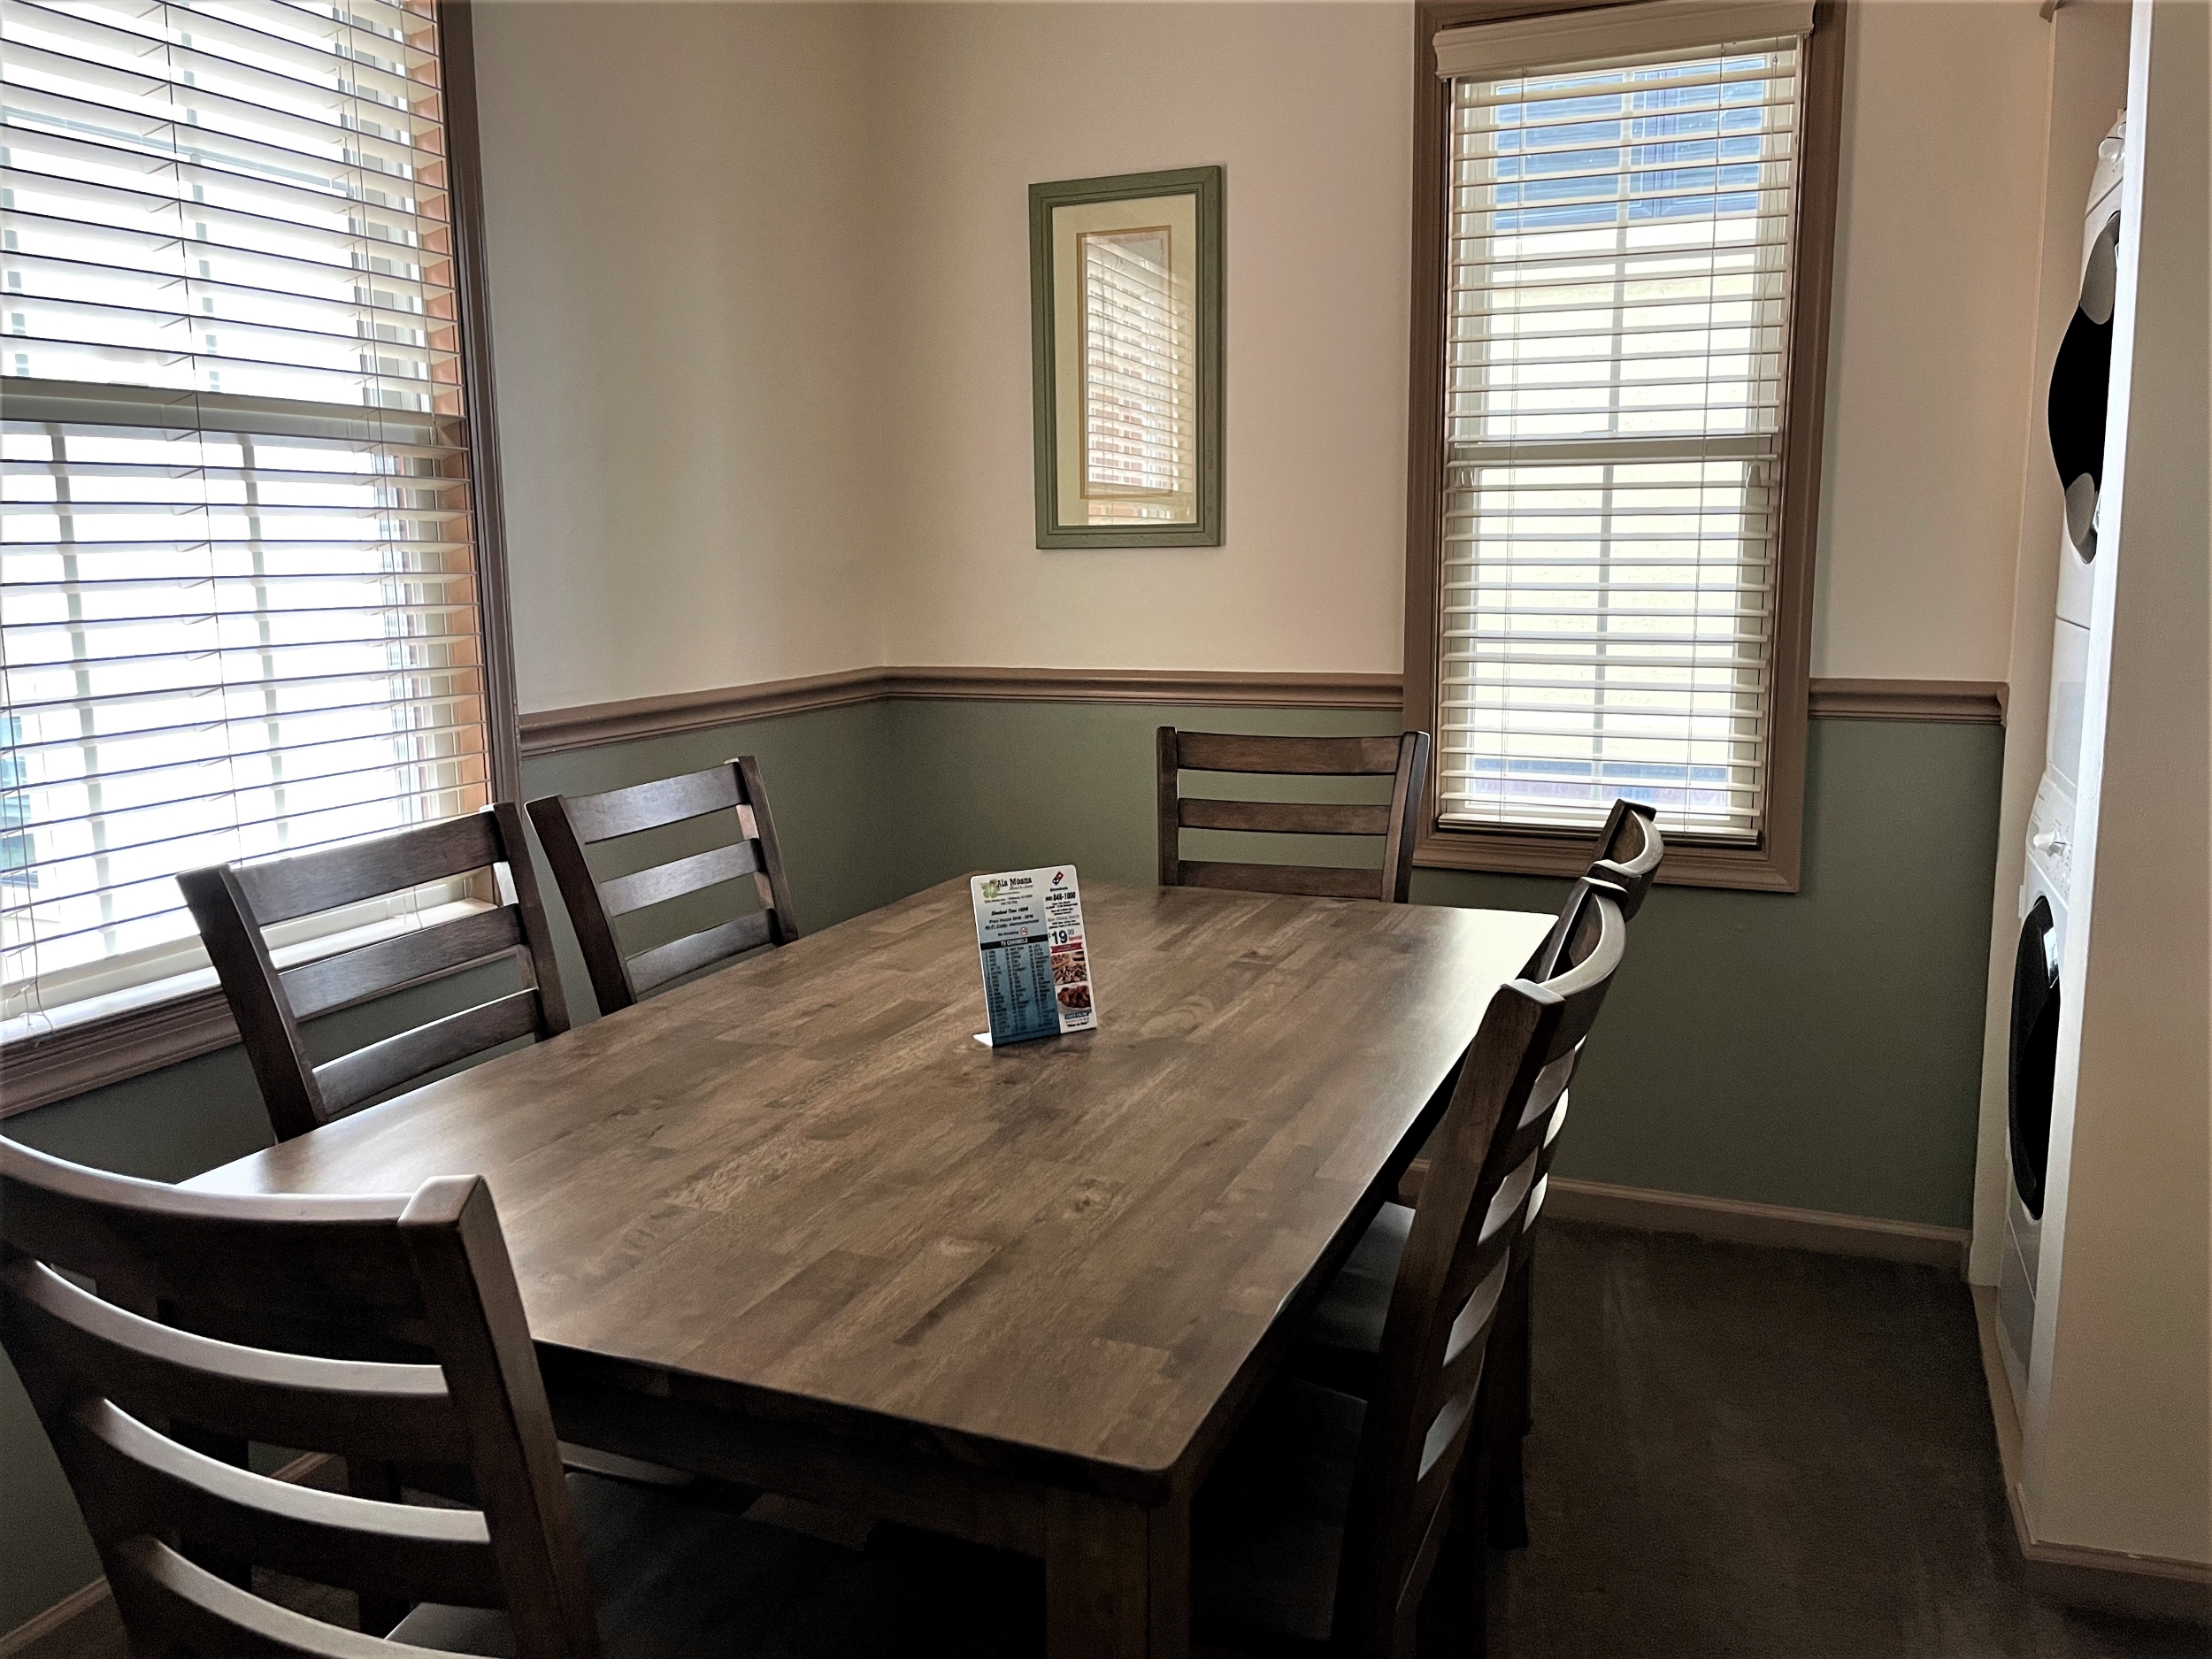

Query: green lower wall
left=873, top=699, right=2001, bottom=1228
left=0, top=692, right=2001, bottom=1633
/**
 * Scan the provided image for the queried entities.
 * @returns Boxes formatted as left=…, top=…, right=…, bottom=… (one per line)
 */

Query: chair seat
left=1289, top=1202, right=1413, bottom=1398
left=1192, top=1376, right=1369, bottom=1652
left=392, top=1471, right=1041, bottom=1657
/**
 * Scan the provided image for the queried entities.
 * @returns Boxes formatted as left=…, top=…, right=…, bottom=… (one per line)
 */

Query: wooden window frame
left=0, top=0, right=521, bottom=1118
left=1402, top=0, right=1847, bottom=893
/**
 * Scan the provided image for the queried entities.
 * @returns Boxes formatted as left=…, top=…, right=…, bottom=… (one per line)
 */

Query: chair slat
left=0, top=1160, right=423, bottom=1324
left=1172, top=732, right=1405, bottom=776
left=528, top=759, right=798, bottom=1018
left=313, top=992, right=543, bottom=1117
left=1177, top=861, right=1382, bottom=902
left=184, top=805, right=567, bottom=1142
left=65, top=1399, right=503, bottom=1608
left=0, top=1261, right=465, bottom=1463
left=561, top=766, right=742, bottom=844
left=626, top=911, right=773, bottom=995
left=107, top=1535, right=456, bottom=1659
left=598, top=841, right=762, bottom=918
left=1177, top=798, right=1394, bottom=836
left=1158, top=728, right=1430, bottom=908
left=233, top=815, right=505, bottom=927
left=1440, top=1253, right=1510, bottom=1372
left=281, top=906, right=526, bottom=1022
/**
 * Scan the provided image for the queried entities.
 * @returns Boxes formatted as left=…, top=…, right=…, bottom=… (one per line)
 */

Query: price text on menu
left=969, top=865, right=1098, bottom=1046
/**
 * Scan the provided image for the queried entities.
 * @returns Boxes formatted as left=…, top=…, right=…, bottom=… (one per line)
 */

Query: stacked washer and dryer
left=1996, top=116, right=2126, bottom=1404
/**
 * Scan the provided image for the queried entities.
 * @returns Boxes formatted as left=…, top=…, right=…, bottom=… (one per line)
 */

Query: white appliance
left=1996, top=116, right=2125, bottom=1403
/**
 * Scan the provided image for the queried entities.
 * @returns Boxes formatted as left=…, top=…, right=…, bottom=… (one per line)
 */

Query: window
left=1405, top=0, right=1845, bottom=890
left=0, top=0, right=509, bottom=1056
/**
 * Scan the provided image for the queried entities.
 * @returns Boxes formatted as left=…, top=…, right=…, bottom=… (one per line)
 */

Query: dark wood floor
left=25, top=1222, right=2205, bottom=1657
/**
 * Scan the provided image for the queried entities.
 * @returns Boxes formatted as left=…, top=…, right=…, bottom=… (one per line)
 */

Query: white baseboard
left=1541, top=1176, right=1972, bottom=1272
left=1969, top=1286, right=2212, bottom=1624
left=0, top=1451, right=335, bottom=1657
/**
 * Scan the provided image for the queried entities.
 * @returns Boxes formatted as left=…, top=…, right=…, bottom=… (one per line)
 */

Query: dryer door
left=2047, top=211, right=2122, bottom=560
left=2008, top=896, right=2062, bottom=1218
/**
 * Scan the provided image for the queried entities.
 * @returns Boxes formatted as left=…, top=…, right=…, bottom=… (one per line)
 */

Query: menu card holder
left=971, top=866, right=1098, bottom=1047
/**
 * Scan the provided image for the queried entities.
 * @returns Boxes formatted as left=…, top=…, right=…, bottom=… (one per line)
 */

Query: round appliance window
left=2008, top=896, right=2061, bottom=1218
left=2047, top=211, right=2121, bottom=559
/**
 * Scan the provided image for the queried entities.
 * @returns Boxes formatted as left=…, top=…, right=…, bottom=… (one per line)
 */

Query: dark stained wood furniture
left=0, top=1138, right=603, bottom=1656
left=178, top=805, right=568, bottom=1145
left=526, top=757, right=799, bottom=1018
left=1291, top=875, right=1640, bottom=1565
left=1587, top=798, right=1663, bottom=920
left=1156, top=730, right=1432, bottom=904
left=0, top=1138, right=1053, bottom=1655
left=185, top=878, right=1555, bottom=1659
left=1192, top=879, right=1627, bottom=1656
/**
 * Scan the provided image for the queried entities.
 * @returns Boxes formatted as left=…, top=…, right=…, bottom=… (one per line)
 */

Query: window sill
left=0, top=977, right=241, bottom=1120
left=1413, top=823, right=1800, bottom=893
left=0, top=900, right=496, bottom=1120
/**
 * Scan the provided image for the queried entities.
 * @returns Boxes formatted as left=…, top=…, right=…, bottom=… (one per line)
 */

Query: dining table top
left=188, top=876, right=1554, bottom=1500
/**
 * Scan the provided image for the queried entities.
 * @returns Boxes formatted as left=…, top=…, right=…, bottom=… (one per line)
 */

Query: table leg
left=1045, top=1489, right=1189, bottom=1658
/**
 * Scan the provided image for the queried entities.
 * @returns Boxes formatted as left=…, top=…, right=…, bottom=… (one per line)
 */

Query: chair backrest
left=1586, top=798, right=1663, bottom=920
left=526, top=757, right=799, bottom=1018
left=180, top=805, right=569, bottom=1144
left=1331, top=879, right=1626, bottom=1655
left=0, top=1138, right=601, bottom=1658
left=1156, top=728, right=1432, bottom=904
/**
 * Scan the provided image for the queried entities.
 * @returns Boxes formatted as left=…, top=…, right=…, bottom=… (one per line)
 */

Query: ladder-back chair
left=1194, top=882, right=1628, bottom=1655
left=1157, top=728, right=1432, bottom=905
left=1585, top=797, right=1663, bottom=921
left=180, top=805, right=568, bottom=1144
left=527, top=757, right=798, bottom=1018
left=0, top=1139, right=602, bottom=1657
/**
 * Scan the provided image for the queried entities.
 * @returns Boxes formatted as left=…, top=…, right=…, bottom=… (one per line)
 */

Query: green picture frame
left=1029, top=165, right=1224, bottom=549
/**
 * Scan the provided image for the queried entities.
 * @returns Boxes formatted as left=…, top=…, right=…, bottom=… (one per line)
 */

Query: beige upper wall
left=473, top=0, right=2058, bottom=705
left=1813, top=0, right=2053, bottom=682
left=870, top=3, right=1416, bottom=673
left=472, top=1, right=882, bottom=714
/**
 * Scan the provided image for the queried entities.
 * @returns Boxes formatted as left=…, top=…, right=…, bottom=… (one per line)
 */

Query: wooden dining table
left=188, top=875, right=1553, bottom=1657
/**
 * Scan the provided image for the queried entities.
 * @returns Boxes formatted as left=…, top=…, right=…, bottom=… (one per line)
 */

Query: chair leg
left=168, top=1425, right=253, bottom=1588
left=1418, top=1455, right=1490, bottom=1658
left=1480, top=1361, right=1528, bottom=1551
left=347, top=1458, right=411, bottom=1635
left=1510, top=1250, right=1534, bottom=1438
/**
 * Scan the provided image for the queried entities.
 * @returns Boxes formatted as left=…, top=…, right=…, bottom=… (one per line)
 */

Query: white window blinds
left=0, top=0, right=488, bottom=1030
left=1435, top=16, right=1808, bottom=841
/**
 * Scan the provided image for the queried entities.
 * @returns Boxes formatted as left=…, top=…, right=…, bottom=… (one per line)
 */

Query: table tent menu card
left=970, top=866, right=1098, bottom=1046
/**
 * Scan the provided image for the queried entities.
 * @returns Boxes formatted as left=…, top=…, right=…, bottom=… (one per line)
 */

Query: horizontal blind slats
left=1436, top=37, right=1801, bottom=839
left=2, top=0, right=486, bottom=1022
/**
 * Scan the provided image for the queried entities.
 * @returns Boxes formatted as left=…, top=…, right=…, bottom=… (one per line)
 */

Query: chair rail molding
left=0, top=670, right=2007, bottom=1117
left=518, top=671, right=2005, bottom=757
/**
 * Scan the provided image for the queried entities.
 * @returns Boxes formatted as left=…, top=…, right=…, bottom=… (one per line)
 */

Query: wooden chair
left=1192, top=881, right=1627, bottom=1657
left=526, top=757, right=798, bottom=1018
left=1286, top=877, right=1635, bottom=1569
left=0, top=1138, right=604, bottom=1656
left=1586, top=797, right=1663, bottom=921
left=0, top=1139, right=1048, bottom=1658
left=1157, top=728, right=1432, bottom=904
left=178, top=805, right=568, bottom=1145
left=1471, top=804, right=1660, bottom=1529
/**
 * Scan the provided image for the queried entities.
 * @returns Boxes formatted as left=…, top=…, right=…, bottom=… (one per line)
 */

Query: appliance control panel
left=2025, top=773, right=2078, bottom=899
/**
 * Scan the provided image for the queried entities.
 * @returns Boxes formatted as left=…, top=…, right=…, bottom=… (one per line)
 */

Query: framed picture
left=1028, top=166, right=1223, bottom=549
